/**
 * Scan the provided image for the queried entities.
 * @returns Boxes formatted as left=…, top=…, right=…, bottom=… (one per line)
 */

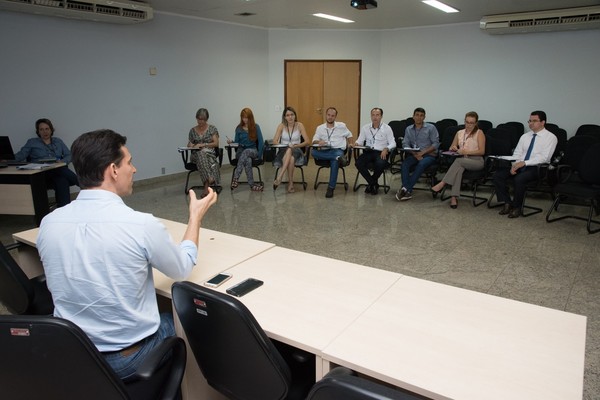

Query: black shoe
left=371, top=184, right=379, bottom=195
left=364, top=185, right=373, bottom=194
left=499, top=204, right=512, bottom=215
left=337, top=155, right=348, bottom=166
left=325, top=187, right=334, bottom=198
left=508, top=208, right=521, bottom=218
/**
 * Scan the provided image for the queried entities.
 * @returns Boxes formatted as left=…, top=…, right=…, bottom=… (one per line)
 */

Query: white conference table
left=321, top=275, right=587, bottom=400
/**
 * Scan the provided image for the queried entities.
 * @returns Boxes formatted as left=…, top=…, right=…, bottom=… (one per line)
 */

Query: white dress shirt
left=512, top=128, right=557, bottom=166
left=356, top=122, right=396, bottom=151
left=38, top=189, right=197, bottom=352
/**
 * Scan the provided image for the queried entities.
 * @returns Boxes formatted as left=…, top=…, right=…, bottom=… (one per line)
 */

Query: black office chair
left=313, top=146, right=352, bottom=191
left=388, top=119, right=409, bottom=175
left=574, top=124, right=600, bottom=140
left=179, top=147, right=223, bottom=194
left=434, top=118, right=457, bottom=142
left=226, top=143, right=265, bottom=188
left=172, top=281, right=315, bottom=400
left=496, top=122, right=523, bottom=152
left=274, top=143, right=309, bottom=191
left=306, top=367, right=421, bottom=400
left=477, top=119, right=493, bottom=135
left=0, top=314, right=187, bottom=400
left=0, top=241, right=54, bottom=315
left=546, top=142, right=600, bottom=234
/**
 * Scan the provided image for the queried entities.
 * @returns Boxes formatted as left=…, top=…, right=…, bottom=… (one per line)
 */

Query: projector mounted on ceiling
left=351, top=0, right=377, bottom=10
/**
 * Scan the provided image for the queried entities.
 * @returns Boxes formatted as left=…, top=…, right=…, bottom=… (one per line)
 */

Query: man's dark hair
left=71, top=129, right=127, bottom=189
left=413, top=107, right=426, bottom=115
left=531, top=110, right=547, bottom=123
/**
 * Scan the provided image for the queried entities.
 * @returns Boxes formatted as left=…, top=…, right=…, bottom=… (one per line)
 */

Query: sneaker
left=400, top=191, right=413, bottom=201
left=337, top=154, right=348, bottom=166
left=325, top=187, right=334, bottom=198
left=395, top=187, right=407, bottom=201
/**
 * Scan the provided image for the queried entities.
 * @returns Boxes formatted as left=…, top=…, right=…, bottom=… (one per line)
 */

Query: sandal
left=273, top=178, right=281, bottom=191
left=287, top=184, right=295, bottom=193
left=231, top=179, right=239, bottom=190
left=251, top=184, right=264, bottom=192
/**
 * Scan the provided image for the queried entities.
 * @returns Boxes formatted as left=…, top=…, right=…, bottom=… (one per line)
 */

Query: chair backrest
left=434, top=119, right=457, bottom=139
left=485, top=128, right=513, bottom=156
left=562, top=135, right=600, bottom=171
left=577, top=142, right=600, bottom=185
left=575, top=124, right=600, bottom=139
left=0, top=315, right=130, bottom=399
left=496, top=123, right=522, bottom=151
left=172, top=281, right=292, bottom=400
left=544, top=125, right=568, bottom=157
left=477, top=119, right=493, bottom=134
left=440, top=126, right=460, bottom=151
left=0, top=241, right=35, bottom=314
left=306, top=367, right=419, bottom=400
left=387, top=120, right=407, bottom=147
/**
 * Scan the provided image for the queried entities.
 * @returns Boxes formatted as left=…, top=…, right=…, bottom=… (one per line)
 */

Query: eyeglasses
left=464, top=121, right=476, bottom=125
left=528, top=119, right=541, bottom=123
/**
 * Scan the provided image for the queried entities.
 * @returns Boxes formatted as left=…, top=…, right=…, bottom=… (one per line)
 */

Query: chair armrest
left=4, top=241, right=24, bottom=252
left=225, top=145, right=235, bottom=163
left=134, top=336, right=186, bottom=380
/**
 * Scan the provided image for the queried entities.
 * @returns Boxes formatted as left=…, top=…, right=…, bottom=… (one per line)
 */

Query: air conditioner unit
left=0, top=0, right=153, bottom=24
left=480, top=6, right=600, bottom=34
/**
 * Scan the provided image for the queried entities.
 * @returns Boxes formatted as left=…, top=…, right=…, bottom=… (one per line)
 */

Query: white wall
left=0, top=12, right=268, bottom=180
left=379, top=22, right=600, bottom=134
left=1, top=11, right=598, bottom=181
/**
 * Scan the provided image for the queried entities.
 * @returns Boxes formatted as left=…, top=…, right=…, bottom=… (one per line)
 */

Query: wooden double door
left=285, top=60, right=361, bottom=140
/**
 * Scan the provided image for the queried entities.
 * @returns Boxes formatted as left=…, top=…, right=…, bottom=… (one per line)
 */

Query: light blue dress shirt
left=38, top=189, right=197, bottom=352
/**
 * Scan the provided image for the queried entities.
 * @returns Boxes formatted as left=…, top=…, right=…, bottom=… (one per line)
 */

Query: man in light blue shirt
left=396, top=107, right=440, bottom=201
left=38, top=129, right=217, bottom=380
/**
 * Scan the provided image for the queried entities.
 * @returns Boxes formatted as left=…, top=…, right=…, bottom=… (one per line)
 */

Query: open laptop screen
left=0, top=136, right=16, bottom=160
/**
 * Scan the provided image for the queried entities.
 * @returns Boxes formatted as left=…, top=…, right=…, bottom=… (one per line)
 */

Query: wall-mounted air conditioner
left=480, top=6, right=600, bottom=34
left=0, top=0, right=153, bottom=24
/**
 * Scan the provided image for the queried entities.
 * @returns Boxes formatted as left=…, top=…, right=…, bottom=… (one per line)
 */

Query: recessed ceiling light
left=422, top=0, right=459, bottom=13
left=313, top=13, right=355, bottom=23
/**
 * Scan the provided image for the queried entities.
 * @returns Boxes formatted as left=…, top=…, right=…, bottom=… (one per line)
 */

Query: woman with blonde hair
left=272, top=106, right=309, bottom=193
left=431, top=111, right=486, bottom=209
left=229, top=108, right=264, bottom=191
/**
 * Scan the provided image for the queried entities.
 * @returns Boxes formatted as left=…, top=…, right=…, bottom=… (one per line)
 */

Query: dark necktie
left=524, top=133, right=537, bottom=161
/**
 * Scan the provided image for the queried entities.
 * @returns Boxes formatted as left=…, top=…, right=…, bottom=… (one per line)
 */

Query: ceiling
left=143, top=0, right=600, bottom=30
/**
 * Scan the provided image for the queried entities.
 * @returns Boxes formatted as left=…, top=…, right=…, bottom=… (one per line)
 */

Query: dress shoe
left=508, top=208, right=521, bottom=218
left=499, top=204, right=512, bottom=215
left=325, top=187, right=334, bottom=198
left=450, top=197, right=458, bottom=209
left=371, top=184, right=379, bottom=195
left=364, top=185, right=372, bottom=194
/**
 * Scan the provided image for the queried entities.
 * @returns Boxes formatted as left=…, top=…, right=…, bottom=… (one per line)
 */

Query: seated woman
left=431, top=111, right=486, bottom=209
left=187, top=108, right=220, bottom=198
left=272, top=106, right=309, bottom=193
left=229, top=108, right=264, bottom=192
left=14, top=118, right=79, bottom=207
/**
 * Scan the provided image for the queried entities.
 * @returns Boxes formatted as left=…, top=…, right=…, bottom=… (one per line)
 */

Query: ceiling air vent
left=480, top=6, right=600, bottom=34
left=0, top=0, right=153, bottom=24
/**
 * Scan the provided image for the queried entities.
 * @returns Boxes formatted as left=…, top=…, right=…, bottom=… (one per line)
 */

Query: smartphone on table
left=204, top=272, right=232, bottom=288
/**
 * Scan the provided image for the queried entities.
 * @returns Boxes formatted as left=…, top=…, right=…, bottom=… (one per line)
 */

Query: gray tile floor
left=2, top=163, right=598, bottom=399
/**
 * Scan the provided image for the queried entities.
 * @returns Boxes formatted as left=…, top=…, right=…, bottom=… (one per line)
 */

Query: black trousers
left=355, top=150, right=389, bottom=186
left=492, top=166, right=538, bottom=208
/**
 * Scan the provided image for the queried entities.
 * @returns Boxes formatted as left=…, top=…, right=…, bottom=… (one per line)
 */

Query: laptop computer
left=0, top=136, right=27, bottom=165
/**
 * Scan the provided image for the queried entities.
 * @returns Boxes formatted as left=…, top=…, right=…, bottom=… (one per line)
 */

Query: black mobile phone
left=204, top=272, right=233, bottom=288
left=226, top=278, right=264, bottom=297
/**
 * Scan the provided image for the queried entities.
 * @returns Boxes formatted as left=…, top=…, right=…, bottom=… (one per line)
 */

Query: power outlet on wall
left=161, top=167, right=166, bottom=175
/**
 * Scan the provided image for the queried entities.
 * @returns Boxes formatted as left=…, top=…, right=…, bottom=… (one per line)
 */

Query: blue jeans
left=401, top=155, right=437, bottom=192
left=103, top=313, right=175, bottom=381
left=311, top=148, right=344, bottom=189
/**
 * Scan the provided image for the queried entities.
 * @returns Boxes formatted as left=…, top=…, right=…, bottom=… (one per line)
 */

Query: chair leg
left=184, top=171, right=193, bottom=194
